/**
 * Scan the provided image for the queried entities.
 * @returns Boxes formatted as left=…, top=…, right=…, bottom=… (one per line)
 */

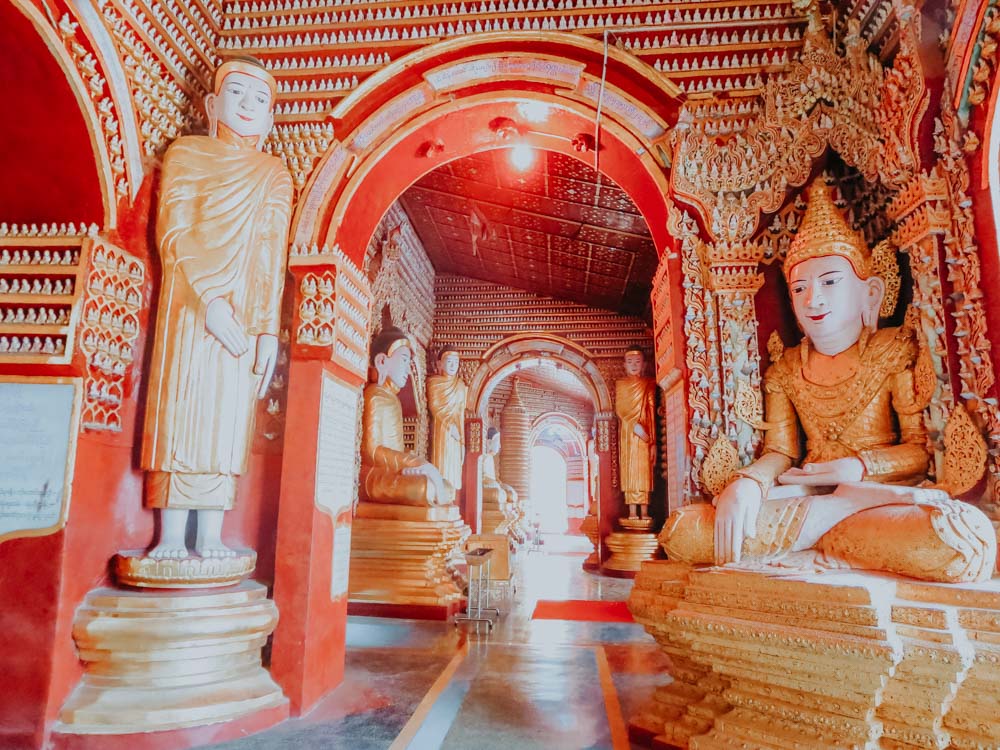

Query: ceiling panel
left=398, top=149, right=656, bottom=314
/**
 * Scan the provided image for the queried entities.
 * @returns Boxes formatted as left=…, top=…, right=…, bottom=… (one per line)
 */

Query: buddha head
left=624, top=348, right=646, bottom=377
left=438, top=346, right=461, bottom=377
left=371, top=327, right=413, bottom=389
left=784, top=182, right=896, bottom=356
left=206, top=57, right=277, bottom=148
left=486, top=426, right=501, bottom=455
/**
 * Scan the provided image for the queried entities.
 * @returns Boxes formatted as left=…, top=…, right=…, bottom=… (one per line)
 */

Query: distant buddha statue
left=141, top=57, right=292, bottom=560
left=427, top=346, right=466, bottom=491
left=661, top=182, right=996, bottom=583
left=616, top=349, right=657, bottom=520
left=360, top=327, right=452, bottom=507
left=481, top=427, right=521, bottom=540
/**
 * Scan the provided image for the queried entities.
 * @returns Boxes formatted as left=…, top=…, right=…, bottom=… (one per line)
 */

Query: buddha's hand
left=778, top=457, right=864, bottom=486
left=713, top=478, right=762, bottom=565
left=253, top=334, right=279, bottom=398
left=402, top=462, right=448, bottom=505
left=205, top=298, right=249, bottom=357
left=633, top=423, right=650, bottom=442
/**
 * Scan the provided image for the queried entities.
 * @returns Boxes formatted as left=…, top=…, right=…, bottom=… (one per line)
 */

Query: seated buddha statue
left=661, top=182, right=996, bottom=583
left=481, top=427, right=524, bottom=542
left=360, top=327, right=453, bottom=507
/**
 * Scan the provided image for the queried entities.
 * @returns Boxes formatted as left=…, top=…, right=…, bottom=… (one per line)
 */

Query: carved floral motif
left=671, top=2, right=926, bottom=242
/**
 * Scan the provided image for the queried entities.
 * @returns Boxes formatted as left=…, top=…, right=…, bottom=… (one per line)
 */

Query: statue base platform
left=347, top=599, right=465, bottom=621
left=620, top=516, right=655, bottom=531
left=56, top=580, right=285, bottom=735
left=603, top=530, right=659, bottom=576
left=580, top=514, right=601, bottom=571
left=629, top=560, right=1000, bottom=749
left=113, top=549, right=256, bottom=588
left=349, top=503, right=468, bottom=607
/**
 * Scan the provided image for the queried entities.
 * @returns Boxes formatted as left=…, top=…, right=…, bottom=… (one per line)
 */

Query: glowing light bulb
left=509, top=143, right=535, bottom=171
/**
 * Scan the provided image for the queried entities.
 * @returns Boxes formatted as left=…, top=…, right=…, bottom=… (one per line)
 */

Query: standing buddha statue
left=140, top=57, right=292, bottom=563
left=660, top=182, right=996, bottom=583
left=427, top=346, right=467, bottom=492
left=615, top=349, right=657, bottom=521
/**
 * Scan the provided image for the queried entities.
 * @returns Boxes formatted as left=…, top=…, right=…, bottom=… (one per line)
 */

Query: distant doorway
left=530, top=445, right=568, bottom=534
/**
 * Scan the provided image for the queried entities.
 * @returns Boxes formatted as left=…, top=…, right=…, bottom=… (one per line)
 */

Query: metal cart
left=453, top=547, right=500, bottom=631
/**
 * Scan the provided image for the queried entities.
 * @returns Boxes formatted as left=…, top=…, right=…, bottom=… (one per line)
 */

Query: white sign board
left=0, top=378, right=81, bottom=542
left=315, top=372, right=362, bottom=520
left=331, top=524, right=352, bottom=599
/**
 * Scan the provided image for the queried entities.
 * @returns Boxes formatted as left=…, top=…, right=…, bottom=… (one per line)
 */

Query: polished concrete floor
left=201, top=535, right=669, bottom=750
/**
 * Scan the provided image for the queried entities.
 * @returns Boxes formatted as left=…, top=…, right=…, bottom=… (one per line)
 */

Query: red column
left=595, top=415, right=622, bottom=562
left=270, top=250, right=372, bottom=716
left=463, top=417, right=484, bottom=534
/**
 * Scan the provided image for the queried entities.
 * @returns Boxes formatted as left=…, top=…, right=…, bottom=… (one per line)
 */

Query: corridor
left=201, top=544, right=668, bottom=750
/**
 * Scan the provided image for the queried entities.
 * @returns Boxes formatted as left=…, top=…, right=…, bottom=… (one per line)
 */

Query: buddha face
left=206, top=72, right=274, bottom=142
left=624, top=351, right=645, bottom=377
left=788, top=255, right=885, bottom=356
left=440, top=351, right=460, bottom=377
left=375, top=345, right=412, bottom=389
left=488, top=431, right=501, bottom=454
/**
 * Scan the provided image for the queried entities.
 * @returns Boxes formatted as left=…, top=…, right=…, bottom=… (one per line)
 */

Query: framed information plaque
left=0, top=376, right=82, bottom=543
left=315, top=370, right=362, bottom=521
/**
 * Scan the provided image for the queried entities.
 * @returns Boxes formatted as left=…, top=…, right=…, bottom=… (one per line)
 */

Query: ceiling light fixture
left=509, top=142, right=536, bottom=171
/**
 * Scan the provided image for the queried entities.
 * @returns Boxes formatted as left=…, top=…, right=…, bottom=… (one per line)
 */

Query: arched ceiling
left=398, top=148, right=657, bottom=314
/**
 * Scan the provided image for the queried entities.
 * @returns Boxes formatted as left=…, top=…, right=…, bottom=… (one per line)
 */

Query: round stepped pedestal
left=603, top=517, right=660, bottom=576
left=57, top=580, right=284, bottom=734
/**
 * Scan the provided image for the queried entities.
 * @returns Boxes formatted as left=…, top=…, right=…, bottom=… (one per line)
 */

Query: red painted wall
left=0, top=6, right=103, bottom=226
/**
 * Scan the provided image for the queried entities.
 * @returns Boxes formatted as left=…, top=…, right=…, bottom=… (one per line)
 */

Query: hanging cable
left=594, top=28, right=610, bottom=179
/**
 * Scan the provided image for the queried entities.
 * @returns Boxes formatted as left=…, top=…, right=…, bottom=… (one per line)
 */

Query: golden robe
left=427, top=374, right=466, bottom=489
left=142, top=130, right=292, bottom=509
left=737, top=326, right=930, bottom=495
left=616, top=375, right=657, bottom=505
left=662, top=326, right=996, bottom=583
left=360, top=382, right=440, bottom=505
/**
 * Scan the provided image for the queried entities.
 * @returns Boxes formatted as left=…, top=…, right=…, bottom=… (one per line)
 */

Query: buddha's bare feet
left=195, top=540, right=238, bottom=558
left=148, top=542, right=189, bottom=559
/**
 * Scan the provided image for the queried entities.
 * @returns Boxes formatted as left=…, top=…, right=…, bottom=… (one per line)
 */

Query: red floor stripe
left=531, top=599, right=634, bottom=623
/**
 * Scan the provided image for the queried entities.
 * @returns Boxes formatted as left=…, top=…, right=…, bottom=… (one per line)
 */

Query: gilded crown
left=784, top=180, right=901, bottom=318
left=784, top=181, right=871, bottom=279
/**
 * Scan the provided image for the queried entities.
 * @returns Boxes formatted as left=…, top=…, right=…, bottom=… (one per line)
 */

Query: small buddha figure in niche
left=661, top=182, right=996, bottom=583
left=427, top=346, right=467, bottom=491
left=141, top=57, right=292, bottom=560
left=360, top=327, right=452, bottom=506
left=481, top=427, right=522, bottom=539
left=616, top=348, right=657, bottom=520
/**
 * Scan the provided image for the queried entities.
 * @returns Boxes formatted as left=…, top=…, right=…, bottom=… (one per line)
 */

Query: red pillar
left=269, top=250, right=372, bottom=716
left=595, top=415, right=622, bottom=563
left=463, top=417, right=484, bottom=534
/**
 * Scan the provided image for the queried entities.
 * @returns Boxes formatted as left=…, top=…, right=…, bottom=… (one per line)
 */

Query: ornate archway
left=467, top=333, right=612, bottom=417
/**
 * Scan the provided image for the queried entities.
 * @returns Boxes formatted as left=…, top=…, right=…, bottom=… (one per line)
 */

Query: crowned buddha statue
left=481, top=427, right=524, bottom=544
left=360, top=328, right=451, bottom=507
left=616, top=349, right=658, bottom=523
left=660, top=182, right=996, bottom=583
left=427, top=346, right=467, bottom=493
left=137, top=57, right=292, bottom=568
